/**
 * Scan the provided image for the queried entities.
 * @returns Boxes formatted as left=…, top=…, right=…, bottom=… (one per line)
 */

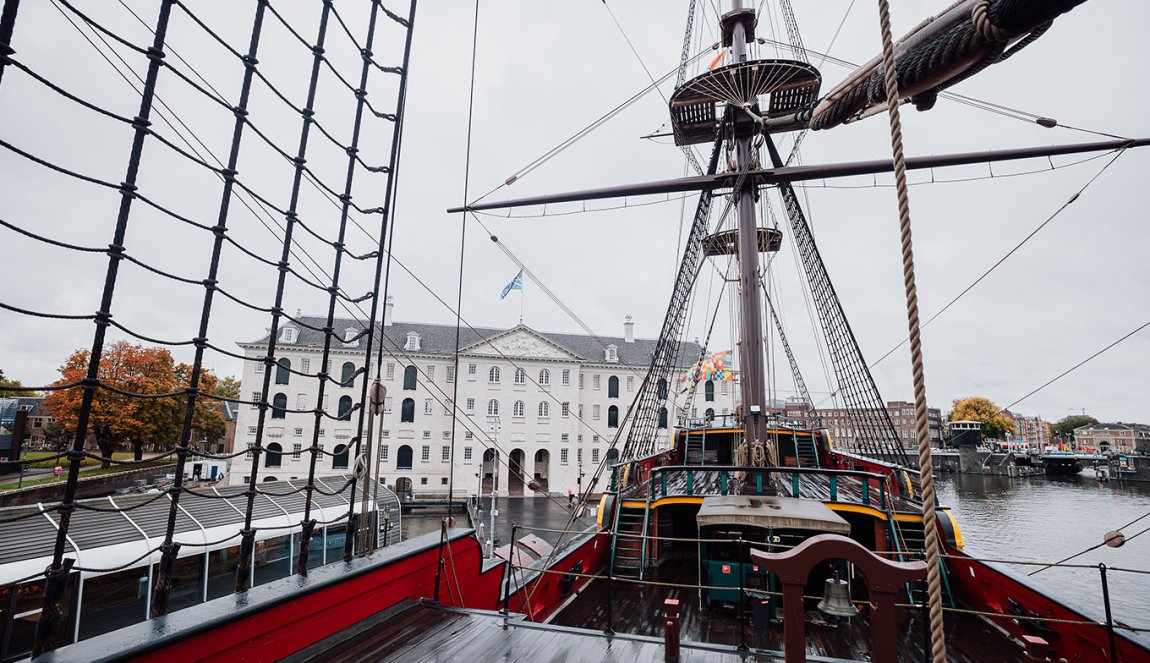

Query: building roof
left=240, top=316, right=707, bottom=370
left=0, top=397, right=45, bottom=428
left=1075, top=422, right=1150, bottom=433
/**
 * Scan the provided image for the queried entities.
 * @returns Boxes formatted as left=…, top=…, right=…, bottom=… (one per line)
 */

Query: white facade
left=233, top=314, right=738, bottom=497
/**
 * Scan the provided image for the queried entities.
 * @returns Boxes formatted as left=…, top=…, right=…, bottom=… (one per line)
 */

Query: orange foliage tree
left=43, top=341, right=226, bottom=465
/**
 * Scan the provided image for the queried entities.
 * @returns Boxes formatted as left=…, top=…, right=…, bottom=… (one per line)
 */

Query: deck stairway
left=888, top=519, right=954, bottom=608
left=611, top=505, right=650, bottom=580
left=684, top=432, right=707, bottom=465
left=794, top=434, right=820, bottom=468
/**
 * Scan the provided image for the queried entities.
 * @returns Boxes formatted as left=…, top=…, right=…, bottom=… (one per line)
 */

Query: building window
left=254, top=361, right=265, bottom=374
left=443, top=431, right=451, bottom=439
left=296, top=393, right=308, bottom=409
left=605, top=345, right=618, bottom=363
left=561, top=402, right=570, bottom=417
left=577, top=447, right=583, bottom=464
left=464, top=447, right=472, bottom=462
left=384, top=397, right=393, bottom=413
left=446, top=366, right=455, bottom=383
left=422, top=430, right=431, bottom=440
left=579, top=374, right=584, bottom=389
left=403, top=365, right=418, bottom=390
left=246, top=443, right=256, bottom=460
left=562, top=369, right=570, bottom=385
left=424, top=399, right=433, bottom=415
left=657, top=378, right=668, bottom=400
left=421, top=445, right=430, bottom=462
left=292, top=443, right=302, bottom=460
left=539, top=369, right=550, bottom=385
left=444, top=399, right=453, bottom=415
left=468, top=363, right=477, bottom=376
left=627, top=376, right=634, bottom=391
left=466, top=398, right=475, bottom=412
left=338, top=396, right=353, bottom=421
left=386, top=363, right=395, bottom=380
left=293, top=427, right=303, bottom=437
left=248, top=426, right=257, bottom=435
left=300, top=358, right=310, bottom=374
left=720, top=380, right=728, bottom=395
left=513, top=401, right=525, bottom=417
left=592, top=375, right=600, bottom=390
left=341, top=362, right=356, bottom=387
left=343, top=328, right=358, bottom=346
left=275, top=358, right=291, bottom=385
left=333, top=444, right=349, bottom=470
left=560, top=448, right=569, bottom=465
left=427, top=365, right=436, bottom=381
left=489, top=366, right=501, bottom=383
left=442, top=446, right=450, bottom=461
left=382, top=430, right=390, bottom=439
left=608, top=405, right=619, bottom=428
left=421, top=477, right=428, bottom=485
left=271, top=393, right=287, bottom=419
left=608, top=376, right=619, bottom=398
left=464, top=431, right=473, bottom=440
left=381, top=445, right=389, bottom=461
left=705, top=408, right=715, bottom=422
left=593, top=404, right=600, bottom=420
left=592, top=448, right=600, bottom=464
left=487, top=399, right=499, bottom=416
left=401, top=398, right=415, bottom=423
left=405, top=332, right=421, bottom=351
left=658, top=407, right=668, bottom=429
left=264, top=441, right=282, bottom=468
left=514, top=368, right=526, bottom=385
left=578, top=404, right=584, bottom=418
left=705, top=380, right=715, bottom=402
left=280, top=327, right=297, bottom=343
left=318, top=429, right=326, bottom=436
left=397, top=445, right=413, bottom=470
left=539, top=402, right=549, bottom=417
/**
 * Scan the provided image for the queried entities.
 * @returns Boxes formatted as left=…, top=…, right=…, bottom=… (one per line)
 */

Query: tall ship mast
left=0, top=1, right=1148, bottom=662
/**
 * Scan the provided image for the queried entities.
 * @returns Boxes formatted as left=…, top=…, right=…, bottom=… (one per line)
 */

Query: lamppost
left=487, top=416, right=500, bottom=557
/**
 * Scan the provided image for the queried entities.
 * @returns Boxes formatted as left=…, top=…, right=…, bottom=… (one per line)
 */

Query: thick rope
left=874, top=1, right=947, bottom=662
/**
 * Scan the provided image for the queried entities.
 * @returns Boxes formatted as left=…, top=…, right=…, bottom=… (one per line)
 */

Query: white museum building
left=232, top=302, right=738, bottom=497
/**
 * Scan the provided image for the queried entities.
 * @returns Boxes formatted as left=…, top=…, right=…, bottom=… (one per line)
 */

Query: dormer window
left=405, top=332, right=421, bottom=351
left=280, top=327, right=297, bottom=344
left=343, top=328, right=358, bottom=346
left=605, top=344, right=618, bottom=363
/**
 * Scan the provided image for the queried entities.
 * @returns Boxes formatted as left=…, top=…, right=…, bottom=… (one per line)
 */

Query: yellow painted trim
left=943, top=509, right=965, bottom=549
left=644, top=496, right=703, bottom=505
left=596, top=495, right=608, bottom=528
left=827, top=503, right=923, bottom=523
left=901, top=470, right=915, bottom=500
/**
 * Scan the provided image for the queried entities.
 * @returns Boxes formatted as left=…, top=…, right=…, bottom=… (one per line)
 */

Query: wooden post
left=663, top=598, right=681, bottom=662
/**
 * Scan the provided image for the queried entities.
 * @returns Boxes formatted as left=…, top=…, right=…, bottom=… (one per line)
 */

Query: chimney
left=624, top=314, right=634, bottom=343
left=384, top=296, right=394, bottom=326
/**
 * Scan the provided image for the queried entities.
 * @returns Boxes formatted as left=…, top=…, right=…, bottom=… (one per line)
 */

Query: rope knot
left=971, top=0, right=1014, bottom=42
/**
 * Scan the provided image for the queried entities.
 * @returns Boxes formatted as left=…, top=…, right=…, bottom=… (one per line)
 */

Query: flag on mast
left=500, top=269, right=524, bottom=300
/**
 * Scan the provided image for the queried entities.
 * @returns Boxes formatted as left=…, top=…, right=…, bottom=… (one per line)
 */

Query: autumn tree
left=0, top=368, right=37, bottom=397
left=1051, top=414, right=1098, bottom=440
left=947, top=396, right=1015, bottom=441
left=42, top=341, right=226, bottom=466
left=212, top=375, right=241, bottom=401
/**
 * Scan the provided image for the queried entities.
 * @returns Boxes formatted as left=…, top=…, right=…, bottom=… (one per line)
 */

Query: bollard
left=663, top=598, right=681, bottom=663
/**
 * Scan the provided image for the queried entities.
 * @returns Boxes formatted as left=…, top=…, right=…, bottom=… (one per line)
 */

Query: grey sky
left=1, top=1, right=1147, bottom=426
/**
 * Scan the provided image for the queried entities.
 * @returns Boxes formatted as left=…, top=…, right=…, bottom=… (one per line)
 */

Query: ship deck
left=315, top=591, right=1026, bottom=663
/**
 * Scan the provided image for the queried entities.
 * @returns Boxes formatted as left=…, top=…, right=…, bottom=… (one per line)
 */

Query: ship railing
left=646, top=464, right=893, bottom=511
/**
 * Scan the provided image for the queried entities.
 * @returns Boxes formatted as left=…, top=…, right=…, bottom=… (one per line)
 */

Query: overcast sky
left=1, top=1, right=1147, bottom=426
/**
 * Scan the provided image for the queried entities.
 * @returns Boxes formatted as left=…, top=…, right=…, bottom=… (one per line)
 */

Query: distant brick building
left=1072, top=423, right=1150, bottom=454
left=815, top=400, right=943, bottom=448
left=1010, top=413, right=1051, bottom=449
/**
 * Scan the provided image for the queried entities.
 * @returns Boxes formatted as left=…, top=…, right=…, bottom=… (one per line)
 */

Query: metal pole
left=1099, top=563, right=1118, bottom=662
left=358, top=380, right=385, bottom=554
left=737, top=537, right=748, bottom=653
left=606, top=529, right=616, bottom=636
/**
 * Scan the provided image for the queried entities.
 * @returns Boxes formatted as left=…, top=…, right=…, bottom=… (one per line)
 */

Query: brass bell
left=818, top=569, right=855, bottom=618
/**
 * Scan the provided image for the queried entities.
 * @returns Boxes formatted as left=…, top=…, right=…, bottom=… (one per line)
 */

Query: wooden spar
left=447, top=136, right=1149, bottom=214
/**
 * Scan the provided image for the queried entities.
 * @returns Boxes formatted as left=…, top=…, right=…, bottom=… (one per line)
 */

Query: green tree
left=212, top=375, right=241, bottom=400
left=947, top=396, right=1015, bottom=441
left=0, top=368, right=37, bottom=397
left=1051, top=415, right=1098, bottom=440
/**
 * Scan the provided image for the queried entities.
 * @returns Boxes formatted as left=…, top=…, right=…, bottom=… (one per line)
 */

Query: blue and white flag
left=500, top=269, right=524, bottom=300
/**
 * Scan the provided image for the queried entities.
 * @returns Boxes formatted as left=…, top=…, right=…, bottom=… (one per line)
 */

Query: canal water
left=937, top=472, right=1150, bottom=643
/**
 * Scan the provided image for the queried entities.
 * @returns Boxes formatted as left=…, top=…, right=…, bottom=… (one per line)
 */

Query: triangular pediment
left=461, top=326, right=579, bottom=361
